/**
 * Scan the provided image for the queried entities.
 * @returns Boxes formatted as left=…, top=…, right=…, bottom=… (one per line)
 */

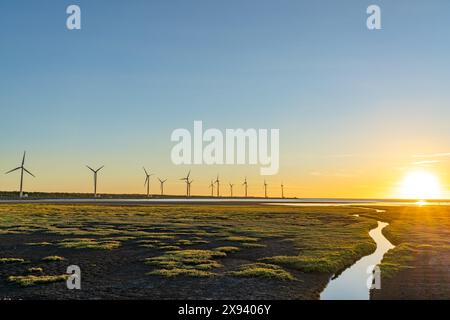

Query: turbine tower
left=281, top=182, right=285, bottom=199
left=158, top=178, right=167, bottom=196
left=86, top=165, right=104, bottom=198
left=143, top=167, right=154, bottom=197
left=187, top=179, right=193, bottom=197
left=209, top=180, right=215, bottom=197
left=180, top=170, right=191, bottom=197
left=215, top=175, right=220, bottom=197
left=229, top=183, right=234, bottom=197
left=264, top=180, right=268, bottom=198
left=242, top=177, right=248, bottom=198
left=5, top=151, right=35, bottom=198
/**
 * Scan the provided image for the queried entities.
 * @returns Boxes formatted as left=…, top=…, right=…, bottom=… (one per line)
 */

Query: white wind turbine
left=209, top=180, right=215, bottom=197
left=5, top=151, right=35, bottom=198
left=264, top=180, right=268, bottom=198
left=281, top=182, right=285, bottom=199
left=215, top=175, right=220, bottom=197
left=242, top=177, right=248, bottom=198
left=143, top=167, right=154, bottom=197
left=86, top=165, right=104, bottom=198
left=158, top=177, right=167, bottom=196
left=187, top=178, right=193, bottom=197
left=229, top=183, right=234, bottom=197
left=180, top=170, right=191, bottom=197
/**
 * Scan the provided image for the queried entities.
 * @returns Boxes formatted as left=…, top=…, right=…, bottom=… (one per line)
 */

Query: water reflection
left=320, top=221, right=395, bottom=300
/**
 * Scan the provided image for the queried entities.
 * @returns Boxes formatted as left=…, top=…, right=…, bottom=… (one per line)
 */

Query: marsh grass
left=145, top=249, right=226, bottom=277
left=175, top=239, right=209, bottom=246
left=0, top=258, right=25, bottom=264
left=159, top=245, right=181, bottom=251
left=26, top=242, right=52, bottom=246
left=27, top=267, right=44, bottom=273
left=228, top=263, right=295, bottom=281
left=147, top=268, right=214, bottom=278
left=262, top=242, right=376, bottom=273
left=0, top=204, right=381, bottom=278
left=362, top=206, right=450, bottom=278
left=224, top=236, right=259, bottom=242
left=8, top=275, right=68, bottom=287
left=42, top=256, right=65, bottom=262
left=241, top=243, right=266, bottom=248
left=58, top=238, right=120, bottom=250
left=214, top=246, right=240, bottom=253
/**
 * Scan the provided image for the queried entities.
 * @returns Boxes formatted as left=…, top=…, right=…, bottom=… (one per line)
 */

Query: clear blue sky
left=1, top=0, right=449, bottom=197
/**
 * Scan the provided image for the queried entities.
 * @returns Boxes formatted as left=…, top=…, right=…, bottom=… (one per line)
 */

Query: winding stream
left=320, top=220, right=395, bottom=300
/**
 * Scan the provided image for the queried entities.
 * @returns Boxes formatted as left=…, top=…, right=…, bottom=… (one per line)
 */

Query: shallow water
left=320, top=221, right=395, bottom=300
left=1, top=197, right=449, bottom=206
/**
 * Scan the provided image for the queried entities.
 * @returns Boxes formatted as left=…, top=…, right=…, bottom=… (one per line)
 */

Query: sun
left=398, top=170, right=443, bottom=200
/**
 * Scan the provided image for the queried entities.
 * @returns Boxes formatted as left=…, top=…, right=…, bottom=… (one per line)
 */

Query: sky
left=0, top=0, right=449, bottom=198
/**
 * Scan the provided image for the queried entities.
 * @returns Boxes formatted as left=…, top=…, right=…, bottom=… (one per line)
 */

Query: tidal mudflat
left=0, top=204, right=447, bottom=299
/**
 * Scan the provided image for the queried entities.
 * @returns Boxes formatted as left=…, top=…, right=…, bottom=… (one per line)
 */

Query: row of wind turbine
left=4, top=153, right=286, bottom=199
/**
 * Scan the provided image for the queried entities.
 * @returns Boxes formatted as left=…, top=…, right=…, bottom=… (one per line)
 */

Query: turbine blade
left=86, top=165, right=95, bottom=172
left=23, top=167, right=35, bottom=177
left=143, top=167, right=148, bottom=175
left=97, top=165, right=105, bottom=172
left=5, top=167, right=21, bottom=174
left=22, top=151, right=26, bottom=166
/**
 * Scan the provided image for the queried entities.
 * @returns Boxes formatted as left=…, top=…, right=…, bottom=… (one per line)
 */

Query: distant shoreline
left=0, top=197, right=449, bottom=206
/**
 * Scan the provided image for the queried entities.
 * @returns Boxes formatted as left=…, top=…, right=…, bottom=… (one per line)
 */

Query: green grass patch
left=8, top=275, right=68, bottom=287
left=58, top=238, right=120, bottom=250
left=379, top=243, right=417, bottom=278
left=229, top=263, right=295, bottom=280
left=175, top=239, right=209, bottom=246
left=159, top=245, right=181, bottom=251
left=146, top=249, right=226, bottom=277
left=214, top=246, right=240, bottom=253
left=147, top=268, right=215, bottom=278
left=224, top=236, right=259, bottom=242
left=26, top=242, right=52, bottom=246
left=241, top=243, right=266, bottom=248
left=27, top=267, right=44, bottom=273
left=262, top=241, right=376, bottom=273
left=0, top=258, right=25, bottom=264
left=42, top=255, right=65, bottom=262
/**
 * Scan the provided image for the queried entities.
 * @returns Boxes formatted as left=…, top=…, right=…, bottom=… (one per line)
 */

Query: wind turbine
left=242, top=177, right=248, bottom=198
left=281, top=182, right=285, bottom=199
left=264, top=180, right=268, bottom=198
left=187, top=179, right=193, bottom=197
left=215, top=175, right=220, bottom=197
left=5, top=151, right=35, bottom=198
left=143, top=167, right=154, bottom=197
left=180, top=170, right=191, bottom=197
left=209, top=180, right=215, bottom=197
left=229, top=183, right=234, bottom=197
left=158, top=177, right=167, bottom=196
left=86, top=165, right=104, bottom=198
